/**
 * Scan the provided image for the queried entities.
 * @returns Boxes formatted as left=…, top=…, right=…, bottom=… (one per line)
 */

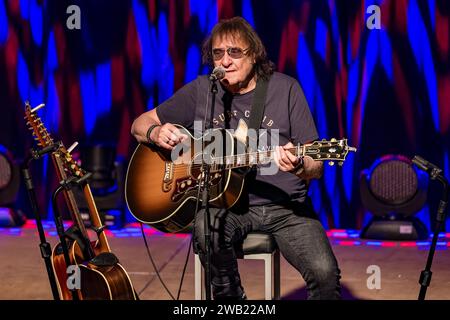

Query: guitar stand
left=89, top=225, right=107, bottom=236
left=52, top=174, right=93, bottom=300
left=22, top=145, right=61, bottom=300
left=51, top=176, right=82, bottom=300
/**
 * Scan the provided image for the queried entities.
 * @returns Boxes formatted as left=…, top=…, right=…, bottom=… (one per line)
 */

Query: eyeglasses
left=211, top=47, right=250, bottom=60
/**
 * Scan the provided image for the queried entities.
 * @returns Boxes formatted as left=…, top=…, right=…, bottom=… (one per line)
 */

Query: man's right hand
left=150, top=123, right=188, bottom=150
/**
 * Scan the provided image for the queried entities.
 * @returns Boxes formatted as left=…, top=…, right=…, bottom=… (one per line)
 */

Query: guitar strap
left=247, top=76, right=270, bottom=148
left=232, top=76, right=270, bottom=213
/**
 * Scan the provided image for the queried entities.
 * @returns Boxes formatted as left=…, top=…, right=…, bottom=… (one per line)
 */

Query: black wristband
left=291, top=157, right=305, bottom=176
left=146, top=124, right=160, bottom=145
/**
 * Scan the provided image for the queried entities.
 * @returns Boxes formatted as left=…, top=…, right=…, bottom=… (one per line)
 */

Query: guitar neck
left=209, top=145, right=308, bottom=172
left=82, top=184, right=111, bottom=253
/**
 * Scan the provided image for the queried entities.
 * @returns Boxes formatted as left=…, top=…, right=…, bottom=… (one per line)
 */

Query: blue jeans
left=193, top=201, right=341, bottom=300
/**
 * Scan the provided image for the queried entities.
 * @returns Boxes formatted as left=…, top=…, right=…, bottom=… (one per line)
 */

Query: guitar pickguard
left=171, top=177, right=197, bottom=202
left=170, top=172, right=224, bottom=202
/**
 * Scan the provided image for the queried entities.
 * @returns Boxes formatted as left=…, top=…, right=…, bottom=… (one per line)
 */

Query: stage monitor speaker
left=0, top=145, right=26, bottom=227
left=360, top=154, right=429, bottom=240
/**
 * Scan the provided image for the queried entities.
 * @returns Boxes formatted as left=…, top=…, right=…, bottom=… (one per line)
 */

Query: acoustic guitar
left=24, top=102, right=137, bottom=300
left=125, top=121, right=356, bottom=233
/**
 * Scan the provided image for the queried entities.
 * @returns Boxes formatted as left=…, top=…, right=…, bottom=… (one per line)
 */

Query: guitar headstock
left=24, top=101, right=87, bottom=178
left=24, top=101, right=54, bottom=148
left=57, top=142, right=87, bottom=179
left=304, top=138, right=357, bottom=166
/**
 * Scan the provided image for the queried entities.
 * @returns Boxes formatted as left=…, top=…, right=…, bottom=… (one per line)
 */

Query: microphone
left=209, top=66, right=225, bottom=81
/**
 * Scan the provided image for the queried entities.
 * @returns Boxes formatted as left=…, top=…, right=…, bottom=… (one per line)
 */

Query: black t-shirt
left=156, top=72, right=318, bottom=206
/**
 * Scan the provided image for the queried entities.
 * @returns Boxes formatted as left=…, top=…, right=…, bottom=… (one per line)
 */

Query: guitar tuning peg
left=322, top=138, right=326, bottom=142
left=67, top=141, right=79, bottom=154
left=338, top=161, right=344, bottom=166
left=30, top=103, right=45, bottom=113
left=329, top=161, right=335, bottom=166
left=331, top=138, right=337, bottom=142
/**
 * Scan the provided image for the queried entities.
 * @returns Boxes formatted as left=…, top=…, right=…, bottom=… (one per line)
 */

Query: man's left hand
left=274, top=142, right=303, bottom=173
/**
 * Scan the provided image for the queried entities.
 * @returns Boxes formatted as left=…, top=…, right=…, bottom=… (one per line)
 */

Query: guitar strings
left=170, top=147, right=304, bottom=174
left=169, top=144, right=344, bottom=174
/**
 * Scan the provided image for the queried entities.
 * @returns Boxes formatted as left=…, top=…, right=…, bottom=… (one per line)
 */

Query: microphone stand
left=201, top=77, right=218, bottom=300
left=413, top=156, right=449, bottom=300
left=21, top=144, right=61, bottom=300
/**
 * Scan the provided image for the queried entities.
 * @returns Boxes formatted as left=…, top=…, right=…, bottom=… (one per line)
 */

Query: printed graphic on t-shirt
left=212, top=110, right=275, bottom=128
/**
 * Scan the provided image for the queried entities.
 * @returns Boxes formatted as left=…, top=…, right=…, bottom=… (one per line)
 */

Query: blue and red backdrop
left=0, top=0, right=449, bottom=230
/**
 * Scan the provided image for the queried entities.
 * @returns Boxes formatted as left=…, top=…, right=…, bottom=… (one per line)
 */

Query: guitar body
left=125, top=125, right=246, bottom=232
left=51, top=240, right=137, bottom=300
left=125, top=123, right=357, bottom=233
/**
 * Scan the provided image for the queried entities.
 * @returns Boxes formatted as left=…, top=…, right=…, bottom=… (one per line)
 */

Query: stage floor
left=1, top=220, right=450, bottom=300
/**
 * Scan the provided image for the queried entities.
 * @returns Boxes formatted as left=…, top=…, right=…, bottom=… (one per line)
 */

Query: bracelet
left=146, top=124, right=160, bottom=145
left=291, top=157, right=305, bottom=176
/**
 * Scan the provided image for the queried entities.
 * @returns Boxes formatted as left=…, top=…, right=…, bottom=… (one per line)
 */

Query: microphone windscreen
left=211, top=66, right=225, bottom=80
